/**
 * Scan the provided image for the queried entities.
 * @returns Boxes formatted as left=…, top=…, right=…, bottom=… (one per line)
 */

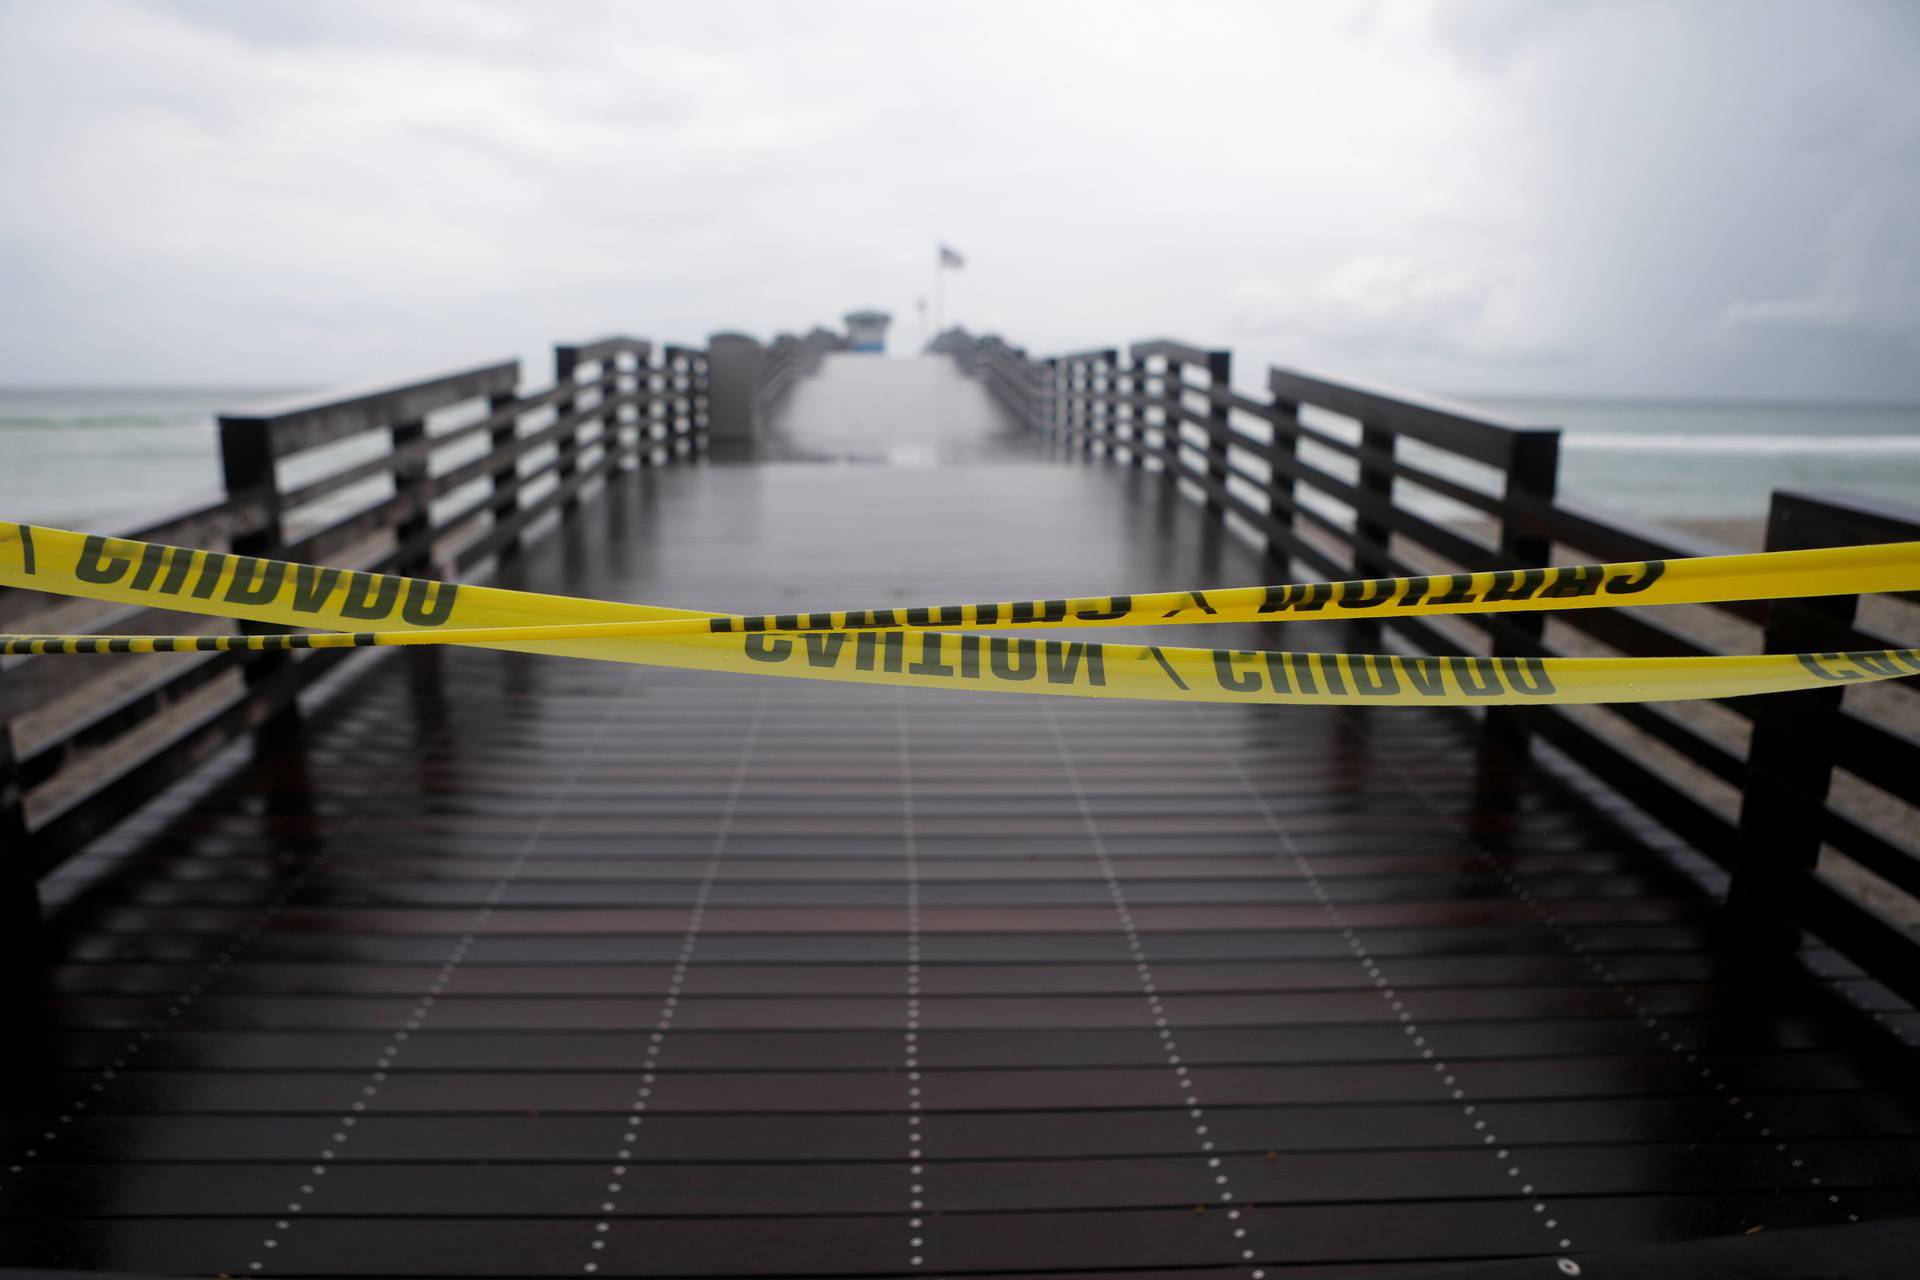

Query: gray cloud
left=0, top=0, right=1914, bottom=399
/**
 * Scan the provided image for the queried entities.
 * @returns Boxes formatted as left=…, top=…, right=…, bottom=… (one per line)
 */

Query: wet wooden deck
left=4, top=355, right=1918, bottom=1277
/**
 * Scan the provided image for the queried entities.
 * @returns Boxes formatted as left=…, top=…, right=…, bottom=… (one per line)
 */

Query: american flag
left=938, top=244, right=965, bottom=270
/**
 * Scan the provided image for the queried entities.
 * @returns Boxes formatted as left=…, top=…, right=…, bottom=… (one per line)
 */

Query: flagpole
left=932, top=246, right=944, bottom=340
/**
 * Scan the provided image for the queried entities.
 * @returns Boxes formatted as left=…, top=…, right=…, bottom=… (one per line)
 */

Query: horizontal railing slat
left=0, top=601, right=233, bottom=722
left=16, top=649, right=234, bottom=788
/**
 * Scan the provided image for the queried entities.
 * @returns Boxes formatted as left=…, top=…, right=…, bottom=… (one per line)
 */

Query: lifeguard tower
left=843, top=308, right=890, bottom=352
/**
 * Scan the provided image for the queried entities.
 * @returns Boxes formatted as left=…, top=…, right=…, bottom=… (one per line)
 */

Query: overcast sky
left=1, top=0, right=1916, bottom=399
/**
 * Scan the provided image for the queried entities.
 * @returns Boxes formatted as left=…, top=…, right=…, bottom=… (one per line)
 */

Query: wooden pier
left=1, top=334, right=1917, bottom=1277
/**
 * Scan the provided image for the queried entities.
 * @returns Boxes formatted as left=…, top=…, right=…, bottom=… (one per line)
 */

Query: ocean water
left=4, top=385, right=1918, bottom=532
left=1, top=386, right=305, bottom=532
left=1468, top=396, right=1920, bottom=520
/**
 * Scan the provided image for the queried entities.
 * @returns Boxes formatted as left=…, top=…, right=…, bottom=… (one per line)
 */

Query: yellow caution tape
left=3, top=520, right=1918, bottom=707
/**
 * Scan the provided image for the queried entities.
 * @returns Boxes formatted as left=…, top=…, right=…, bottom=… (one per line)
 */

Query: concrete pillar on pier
left=707, top=332, right=765, bottom=459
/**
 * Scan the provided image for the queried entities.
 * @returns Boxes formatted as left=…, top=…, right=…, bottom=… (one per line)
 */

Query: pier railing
left=756, top=327, right=842, bottom=413
left=940, top=328, right=1920, bottom=1003
left=0, top=336, right=713, bottom=925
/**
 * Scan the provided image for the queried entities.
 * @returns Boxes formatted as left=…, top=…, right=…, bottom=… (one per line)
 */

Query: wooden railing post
left=217, top=414, right=299, bottom=737
left=1069, top=359, right=1088, bottom=450
left=703, top=350, right=714, bottom=447
left=487, top=387, right=523, bottom=559
left=665, top=352, right=686, bottom=456
left=1726, top=496, right=1857, bottom=958
left=607, top=355, right=632, bottom=466
left=1341, top=419, right=1397, bottom=651
left=636, top=352, right=660, bottom=467
left=1149, top=360, right=1170, bottom=469
left=1198, top=350, right=1231, bottom=515
left=390, top=413, right=432, bottom=576
left=0, top=723, right=40, bottom=974
left=1067, top=360, right=1082, bottom=450
left=1060, top=358, right=1074, bottom=447
left=1089, top=356, right=1106, bottom=453
left=1353, top=422, right=1395, bottom=578
left=1089, top=356, right=1109, bottom=453
left=1040, top=357, right=1059, bottom=440
left=1498, top=430, right=1560, bottom=580
left=632, top=351, right=655, bottom=462
left=689, top=351, right=712, bottom=454
left=1144, top=355, right=1169, bottom=471
left=661, top=347, right=710, bottom=458
left=1090, top=358, right=1105, bottom=452
left=553, top=344, right=583, bottom=508
left=1486, top=429, right=1560, bottom=746
left=1123, top=356, right=1147, bottom=463
left=1055, top=358, right=1072, bottom=443
left=1134, top=356, right=1155, bottom=472
left=218, top=419, right=284, bottom=564
left=1265, top=389, right=1301, bottom=574
left=1065, top=357, right=1082, bottom=451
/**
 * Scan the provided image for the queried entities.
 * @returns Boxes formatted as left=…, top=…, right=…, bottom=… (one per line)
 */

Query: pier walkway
left=4, top=352, right=1919, bottom=1277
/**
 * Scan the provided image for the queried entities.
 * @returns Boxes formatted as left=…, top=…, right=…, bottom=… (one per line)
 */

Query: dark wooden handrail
left=555, top=334, right=652, bottom=367
left=1268, top=361, right=1551, bottom=466
left=0, top=334, right=720, bottom=926
left=217, top=359, right=521, bottom=459
left=938, top=325, right=1920, bottom=1005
